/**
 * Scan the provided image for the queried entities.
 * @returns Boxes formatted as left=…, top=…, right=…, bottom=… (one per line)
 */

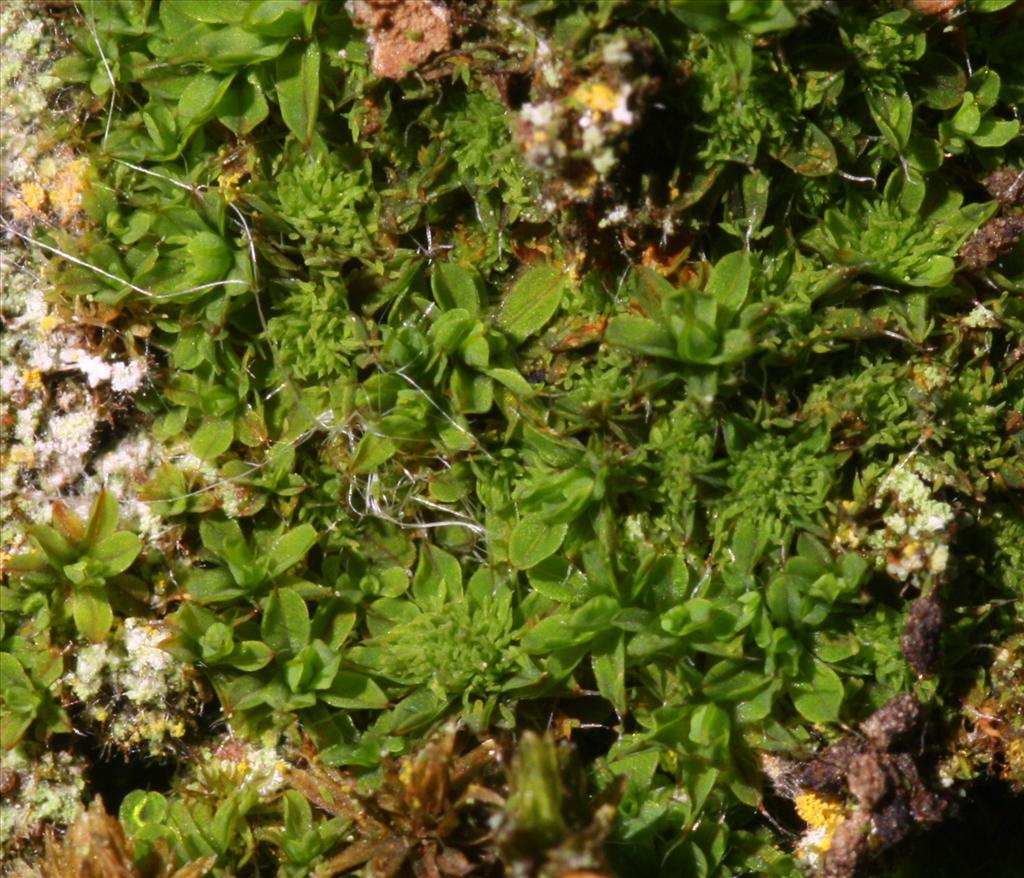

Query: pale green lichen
left=869, top=461, right=955, bottom=582
left=0, top=1, right=127, bottom=553
left=0, top=1, right=61, bottom=196
left=0, top=746, right=86, bottom=853
left=64, top=619, right=194, bottom=757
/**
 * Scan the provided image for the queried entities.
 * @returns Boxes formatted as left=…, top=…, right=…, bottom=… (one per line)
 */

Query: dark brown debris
left=902, top=594, right=944, bottom=677
left=846, top=752, right=888, bottom=809
left=959, top=216, right=1024, bottom=271
left=885, top=752, right=949, bottom=826
left=349, top=0, right=452, bottom=80
left=871, top=796, right=915, bottom=848
left=0, top=767, right=18, bottom=797
left=909, top=781, right=949, bottom=826
left=822, top=811, right=871, bottom=878
left=985, top=168, right=1024, bottom=207
left=797, top=737, right=863, bottom=794
left=789, top=694, right=951, bottom=878
left=860, top=693, right=922, bottom=751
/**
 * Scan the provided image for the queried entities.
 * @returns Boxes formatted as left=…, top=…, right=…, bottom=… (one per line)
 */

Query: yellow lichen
left=567, top=248, right=587, bottom=284
left=38, top=314, right=62, bottom=334
left=794, top=790, right=845, bottom=852
left=49, top=158, right=90, bottom=225
left=10, top=447, right=36, bottom=466
left=836, top=523, right=862, bottom=549
left=1005, top=737, right=1024, bottom=781
left=22, top=368, right=43, bottom=391
left=218, top=169, right=245, bottom=203
left=573, top=81, right=619, bottom=115
left=214, top=759, right=249, bottom=786
left=20, top=180, right=47, bottom=212
left=8, top=197, right=36, bottom=223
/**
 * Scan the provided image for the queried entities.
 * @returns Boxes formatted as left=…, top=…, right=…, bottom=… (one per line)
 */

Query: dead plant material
left=38, top=797, right=214, bottom=878
left=796, top=695, right=949, bottom=878
left=860, top=693, right=921, bottom=751
left=822, top=810, right=871, bottom=878
left=797, top=738, right=862, bottom=794
left=289, top=729, right=505, bottom=878
left=846, top=752, right=887, bottom=809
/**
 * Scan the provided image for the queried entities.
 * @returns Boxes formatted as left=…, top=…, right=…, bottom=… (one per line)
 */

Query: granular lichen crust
left=0, top=747, right=87, bottom=856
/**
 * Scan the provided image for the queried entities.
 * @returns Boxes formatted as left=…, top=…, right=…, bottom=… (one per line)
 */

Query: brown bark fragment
left=0, top=767, right=18, bottom=798
left=909, top=783, right=948, bottom=825
left=797, top=738, right=863, bottom=794
left=872, top=796, right=914, bottom=848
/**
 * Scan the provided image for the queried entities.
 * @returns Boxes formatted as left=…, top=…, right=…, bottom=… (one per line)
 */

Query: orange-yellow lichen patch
left=568, top=171, right=599, bottom=200
left=39, top=314, right=62, bottom=334
left=218, top=169, right=245, bottom=202
left=1005, top=737, right=1024, bottom=781
left=21, top=181, right=47, bottom=212
left=794, top=790, right=845, bottom=851
left=7, top=180, right=45, bottom=222
left=573, top=81, right=620, bottom=115
left=567, top=248, right=587, bottom=284
left=50, top=158, right=91, bottom=226
left=22, top=369, right=44, bottom=391
left=9, top=447, right=36, bottom=467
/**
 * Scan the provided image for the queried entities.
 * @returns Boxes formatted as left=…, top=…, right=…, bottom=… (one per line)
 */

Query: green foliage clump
left=2, top=1, right=1024, bottom=877
left=354, top=567, right=523, bottom=700
left=803, top=175, right=998, bottom=288
left=267, top=277, right=366, bottom=382
left=271, top=146, right=382, bottom=270
left=718, top=427, right=840, bottom=549
left=5, top=490, right=142, bottom=643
